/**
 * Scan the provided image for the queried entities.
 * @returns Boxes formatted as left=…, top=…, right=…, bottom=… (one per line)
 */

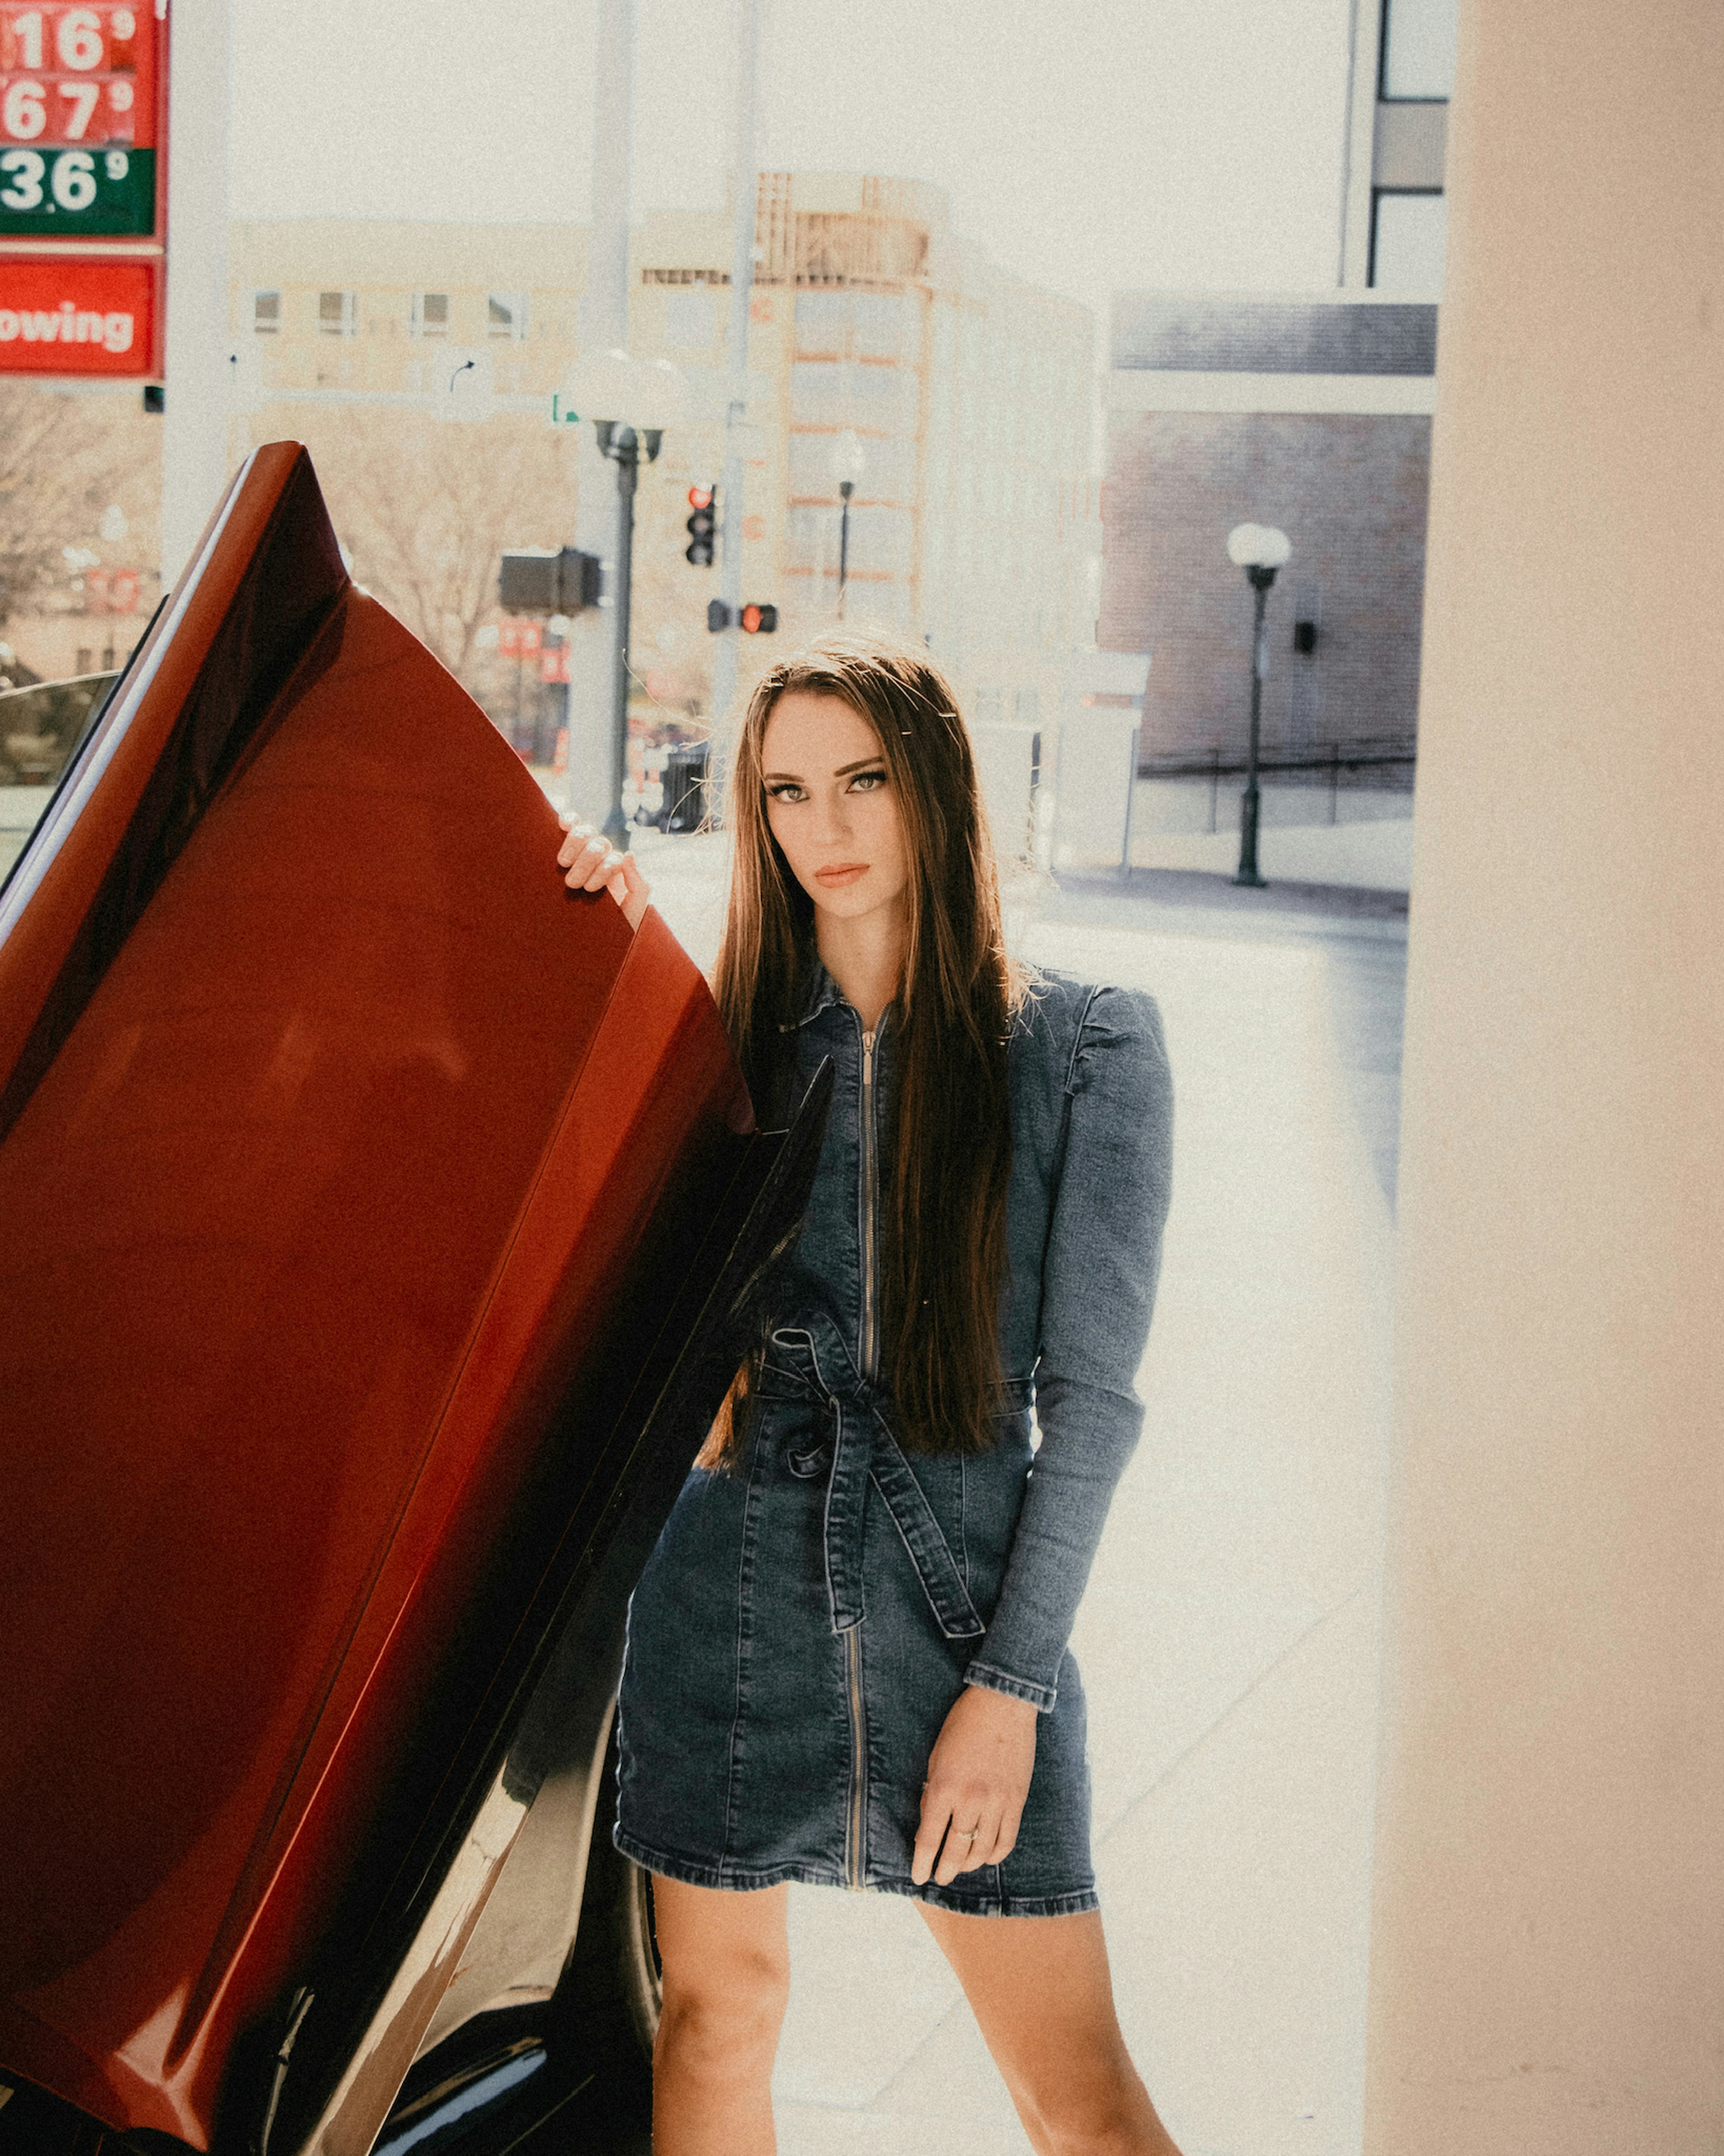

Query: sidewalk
left=638, top=835, right=1399, bottom=2156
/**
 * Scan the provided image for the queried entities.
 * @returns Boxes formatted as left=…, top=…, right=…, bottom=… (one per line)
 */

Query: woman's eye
left=766, top=782, right=805, bottom=803
left=849, top=770, right=887, bottom=792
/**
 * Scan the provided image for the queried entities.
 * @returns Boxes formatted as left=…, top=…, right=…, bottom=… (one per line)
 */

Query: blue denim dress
left=615, top=964, right=1174, bottom=1915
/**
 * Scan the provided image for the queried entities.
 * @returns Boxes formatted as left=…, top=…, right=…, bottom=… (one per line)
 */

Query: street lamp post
left=562, top=347, right=690, bottom=848
left=831, top=430, right=866, bottom=618
left=1224, top=521, right=1293, bottom=887
left=595, top=420, right=655, bottom=847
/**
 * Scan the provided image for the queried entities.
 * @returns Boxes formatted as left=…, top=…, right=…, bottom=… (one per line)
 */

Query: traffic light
left=705, top=601, right=777, bottom=632
left=498, top=547, right=602, bottom=616
left=685, top=485, right=716, bottom=567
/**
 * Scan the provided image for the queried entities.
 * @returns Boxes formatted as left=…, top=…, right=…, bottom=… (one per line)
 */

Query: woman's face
left=760, top=690, right=909, bottom=929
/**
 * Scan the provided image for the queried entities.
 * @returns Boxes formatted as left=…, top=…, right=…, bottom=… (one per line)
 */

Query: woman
left=557, top=635, right=1179, bottom=2156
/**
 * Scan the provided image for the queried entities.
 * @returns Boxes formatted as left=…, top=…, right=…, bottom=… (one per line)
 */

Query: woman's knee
left=657, top=1935, right=790, bottom=2075
left=1011, top=2046, right=1163, bottom=2156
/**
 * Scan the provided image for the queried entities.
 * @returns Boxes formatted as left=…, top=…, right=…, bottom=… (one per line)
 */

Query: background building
left=1092, top=0, right=1455, bottom=891
left=225, top=174, right=1097, bottom=783
left=1340, top=0, right=1455, bottom=292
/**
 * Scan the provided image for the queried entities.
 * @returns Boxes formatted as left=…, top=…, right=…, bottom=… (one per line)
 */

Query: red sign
left=84, top=564, right=139, bottom=611
left=0, top=250, right=153, bottom=371
left=0, top=3, right=160, bottom=237
left=540, top=645, right=570, bottom=685
left=498, top=618, right=543, bottom=660
left=0, top=4, right=152, bottom=138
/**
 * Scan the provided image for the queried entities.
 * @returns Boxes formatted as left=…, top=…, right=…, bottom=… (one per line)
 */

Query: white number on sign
left=0, top=146, right=45, bottom=208
left=2, top=79, right=47, bottom=140
left=58, top=81, right=100, bottom=138
left=12, top=12, right=44, bottom=68
left=109, top=78, right=134, bottom=113
left=57, top=9, right=105, bottom=69
left=103, top=147, right=126, bottom=178
left=112, top=7, right=136, bottom=33
left=51, top=148, right=94, bottom=207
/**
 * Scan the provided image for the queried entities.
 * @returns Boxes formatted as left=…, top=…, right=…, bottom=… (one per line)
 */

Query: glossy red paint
left=0, top=447, right=750, bottom=2145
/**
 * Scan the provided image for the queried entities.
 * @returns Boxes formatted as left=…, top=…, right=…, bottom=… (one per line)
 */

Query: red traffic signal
left=685, top=485, right=717, bottom=567
left=740, top=604, right=778, bottom=634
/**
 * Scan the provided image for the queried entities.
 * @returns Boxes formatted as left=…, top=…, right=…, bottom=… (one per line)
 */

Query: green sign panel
left=0, top=143, right=153, bottom=236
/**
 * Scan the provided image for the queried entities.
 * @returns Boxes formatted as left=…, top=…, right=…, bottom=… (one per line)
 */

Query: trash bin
left=662, top=743, right=709, bottom=834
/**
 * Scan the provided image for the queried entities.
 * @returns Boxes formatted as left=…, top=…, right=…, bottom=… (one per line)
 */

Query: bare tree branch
left=244, top=406, right=580, bottom=710
left=0, top=385, right=159, bottom=638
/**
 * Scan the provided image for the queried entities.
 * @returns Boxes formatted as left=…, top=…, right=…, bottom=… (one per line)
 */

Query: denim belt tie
left=757, top=1312, right=1026, bottom=1645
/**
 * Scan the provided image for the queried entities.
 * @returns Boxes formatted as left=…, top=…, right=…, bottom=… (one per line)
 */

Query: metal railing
left=1139, top=736, right=1417, bottom=831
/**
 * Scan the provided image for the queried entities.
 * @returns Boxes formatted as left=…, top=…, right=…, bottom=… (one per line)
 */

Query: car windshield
left=0, top=673, right=120, bottom=882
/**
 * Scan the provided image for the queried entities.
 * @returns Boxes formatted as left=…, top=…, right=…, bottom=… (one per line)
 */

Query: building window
left=412, top=291, right=450, bottom=338
left=662, top=286, right=716, bottom=350
left=318, top=290, right=356, bottom=338
left=852, top=292, right=919, bottom=363
left=1379, top=0, right=1457, bottom=99
left=253, top=290, right=280, bottom=335
left=784, top=505, right=831, bottom=573
left=793, top=291, right=848, bottom=356
left=487, top=292, right=526, bottom=341
left=1369, top=189, right=1448, bottom=292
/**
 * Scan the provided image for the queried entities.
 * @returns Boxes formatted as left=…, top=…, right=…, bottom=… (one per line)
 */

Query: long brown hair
left=709, top=632, right=1029, bottom=1459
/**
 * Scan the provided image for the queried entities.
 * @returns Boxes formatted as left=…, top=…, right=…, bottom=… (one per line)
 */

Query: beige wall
left=1365, top=2, right=1724, bottom=2150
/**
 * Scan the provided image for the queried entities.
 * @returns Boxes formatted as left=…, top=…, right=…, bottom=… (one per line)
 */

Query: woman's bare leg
left=649, top=1877, right=790, bottom=2156
left=917, top=1904, right=1184, bottom=2156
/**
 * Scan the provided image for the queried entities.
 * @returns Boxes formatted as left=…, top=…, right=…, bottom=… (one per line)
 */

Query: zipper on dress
left=843, top=1624, right=867, bottom=1889
left=847, top=1017, right=878, bottom=1890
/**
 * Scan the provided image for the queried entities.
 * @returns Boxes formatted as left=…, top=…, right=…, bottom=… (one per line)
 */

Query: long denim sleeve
left=964, top=984, right=1174, bottom=1711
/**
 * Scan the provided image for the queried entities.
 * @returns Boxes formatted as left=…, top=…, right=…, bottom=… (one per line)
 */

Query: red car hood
left=0, top=445, right=797, bottom=2150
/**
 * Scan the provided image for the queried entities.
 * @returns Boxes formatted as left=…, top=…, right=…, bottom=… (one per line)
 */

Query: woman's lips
left=814, top=864, right=868, bottom=887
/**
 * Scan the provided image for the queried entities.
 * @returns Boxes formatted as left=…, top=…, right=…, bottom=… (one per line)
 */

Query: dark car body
left=0, top=445, right=825, bottom=2156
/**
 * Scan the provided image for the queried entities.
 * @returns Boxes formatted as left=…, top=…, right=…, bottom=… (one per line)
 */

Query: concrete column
left=1365, top=5, right=1724, bottom=2153
left=159, top=0, right=233, bottom=586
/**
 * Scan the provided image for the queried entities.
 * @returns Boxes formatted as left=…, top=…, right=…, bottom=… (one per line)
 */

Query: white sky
left=229, top=0, right=1356, bottom=344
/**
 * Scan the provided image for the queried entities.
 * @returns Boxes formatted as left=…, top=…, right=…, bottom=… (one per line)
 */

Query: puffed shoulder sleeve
left=963, top=983, right=1174, bottom=1712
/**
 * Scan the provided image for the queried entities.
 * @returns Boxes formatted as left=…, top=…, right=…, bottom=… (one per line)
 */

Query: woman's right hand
left=556, top=816, right=651, bottom=933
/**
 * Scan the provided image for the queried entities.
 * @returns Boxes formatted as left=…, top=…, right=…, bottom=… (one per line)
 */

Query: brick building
left=1100, top=296, right=1436, bottom=770
left=1095, top=294, right=1438, bottom=890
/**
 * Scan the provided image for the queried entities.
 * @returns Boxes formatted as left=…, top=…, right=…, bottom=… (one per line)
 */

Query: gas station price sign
left=0, top=5, right=160, bottom=237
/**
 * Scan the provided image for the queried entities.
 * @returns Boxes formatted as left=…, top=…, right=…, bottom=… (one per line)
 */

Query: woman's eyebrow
left=762, top=756, right=886, bottom=782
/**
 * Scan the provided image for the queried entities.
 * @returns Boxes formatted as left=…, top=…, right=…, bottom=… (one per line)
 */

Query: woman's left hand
left=911, top=1684, right=1038, bottom=1887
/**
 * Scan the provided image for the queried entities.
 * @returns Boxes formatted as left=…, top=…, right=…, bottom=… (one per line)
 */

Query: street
left=622, top=835, right=1406, bottom=2156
